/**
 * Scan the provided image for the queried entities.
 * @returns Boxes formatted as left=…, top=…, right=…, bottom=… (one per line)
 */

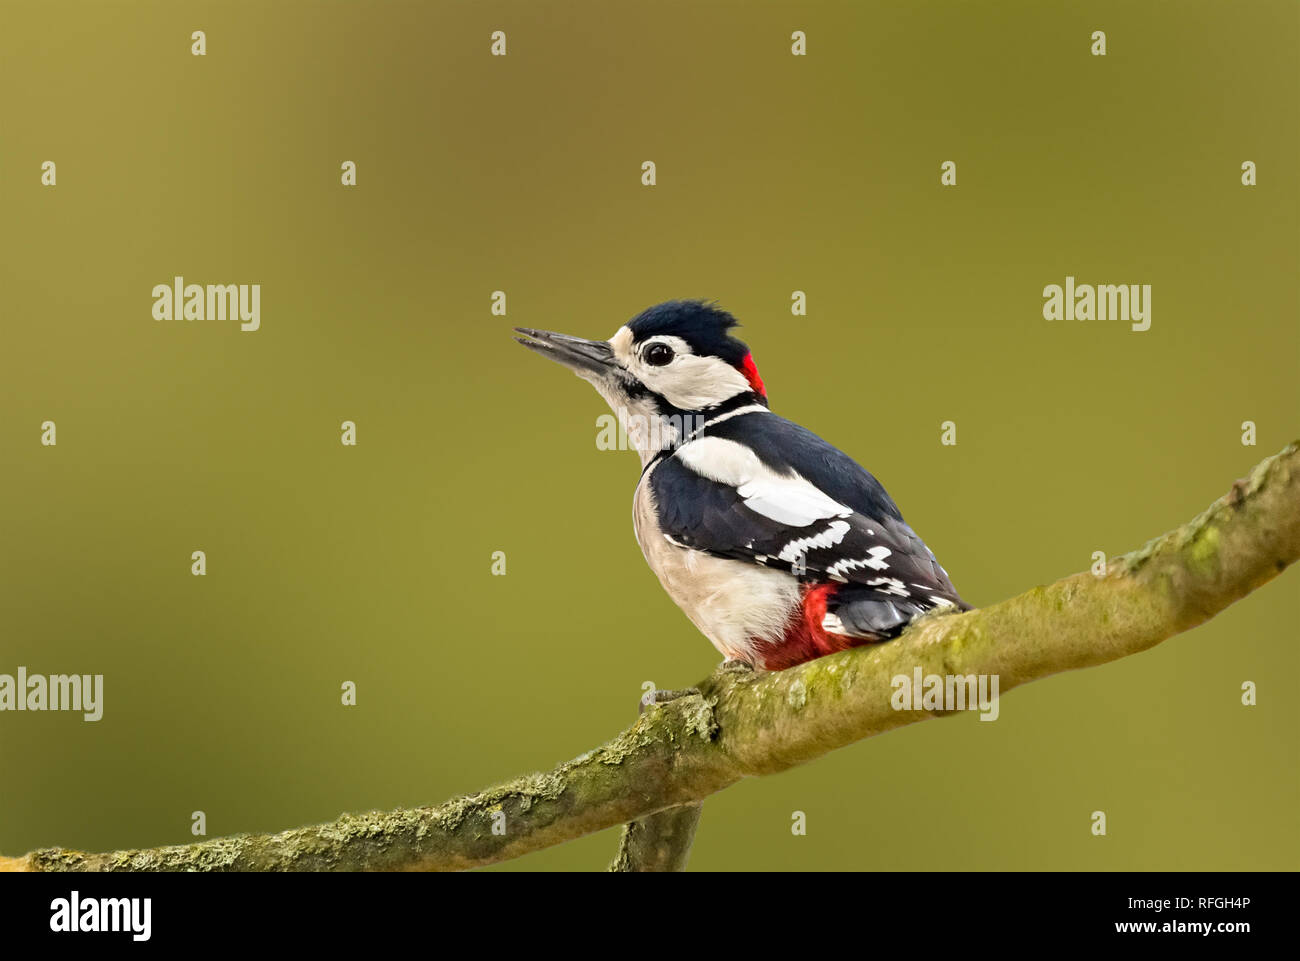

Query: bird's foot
left=638, top=687, right=702, bottom=715
left=718, top=658, right=756, bottom=675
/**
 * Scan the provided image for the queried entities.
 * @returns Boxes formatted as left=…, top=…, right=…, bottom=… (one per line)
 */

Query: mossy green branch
left=3, top=442, right=1296, bottom=873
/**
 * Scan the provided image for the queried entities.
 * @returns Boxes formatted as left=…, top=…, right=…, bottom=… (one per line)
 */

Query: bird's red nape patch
left=739, top=353, right=766, bottom=397
left=754, top=583, right=878, bottom=671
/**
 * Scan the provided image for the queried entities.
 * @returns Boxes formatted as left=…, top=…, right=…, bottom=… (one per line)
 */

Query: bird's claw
left=638, top=687, right=702, bottom=714
left=718, top=658, right=756, bottom=675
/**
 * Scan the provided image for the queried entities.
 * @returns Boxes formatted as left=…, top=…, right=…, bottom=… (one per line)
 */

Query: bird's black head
left=624, top=300, right=757, bottom=375
left=514, top=299, right=768, bottom=459
left=515, top=299, right=765, bottom=405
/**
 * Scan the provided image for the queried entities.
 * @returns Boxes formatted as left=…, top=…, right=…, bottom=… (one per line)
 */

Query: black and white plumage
left=515, top=300, right=968, bottom=670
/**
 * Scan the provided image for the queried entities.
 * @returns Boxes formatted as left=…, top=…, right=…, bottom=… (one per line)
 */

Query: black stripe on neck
left=637, top=391, right=768, bottom=481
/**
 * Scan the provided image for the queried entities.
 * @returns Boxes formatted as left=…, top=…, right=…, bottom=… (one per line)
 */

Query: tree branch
left=609, top=805, right=704, bottom=872
left=4, top=442, right=1296, bottom=873
left=608, top=688, right=707, bottom=871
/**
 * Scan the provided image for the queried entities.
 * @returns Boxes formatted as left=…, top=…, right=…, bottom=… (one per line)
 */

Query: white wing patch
left=865, top=576, right=909, bottom=597
left=777, top=521, right=851, bottom=563
left=826, top=547, right=892, bottom=582
left=676, top=436, right=852, bottom=527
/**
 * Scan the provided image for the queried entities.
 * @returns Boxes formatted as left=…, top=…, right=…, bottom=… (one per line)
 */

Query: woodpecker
left=515, top=301, right=968, bottom=671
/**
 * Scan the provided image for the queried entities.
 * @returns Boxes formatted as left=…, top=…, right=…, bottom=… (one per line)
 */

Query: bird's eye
left=644, top=343, right=675, bottom=366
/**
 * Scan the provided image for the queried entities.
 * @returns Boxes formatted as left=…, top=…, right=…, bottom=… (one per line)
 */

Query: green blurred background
left=1, top=0, right=1296, bottom=870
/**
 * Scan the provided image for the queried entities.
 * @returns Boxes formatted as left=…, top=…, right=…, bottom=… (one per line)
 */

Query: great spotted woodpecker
left=515, top=301, right=968, bottom=671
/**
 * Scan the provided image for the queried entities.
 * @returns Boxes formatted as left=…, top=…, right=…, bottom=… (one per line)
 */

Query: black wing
left=648, top=412, right=967, bottom=632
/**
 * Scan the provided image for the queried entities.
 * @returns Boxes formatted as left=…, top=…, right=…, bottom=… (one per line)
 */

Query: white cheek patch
left=653, top=355, right=752, bottom=410
left=608, top=326, right=753, bottom=411
left=676, top=437, right=853, bottom=527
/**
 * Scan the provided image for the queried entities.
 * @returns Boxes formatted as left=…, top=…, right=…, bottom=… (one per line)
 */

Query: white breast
left=633, top=472, right=799, bottom=664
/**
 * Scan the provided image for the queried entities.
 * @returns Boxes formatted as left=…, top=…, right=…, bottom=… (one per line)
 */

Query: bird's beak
left=513, top=327, right=616, bottom=379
